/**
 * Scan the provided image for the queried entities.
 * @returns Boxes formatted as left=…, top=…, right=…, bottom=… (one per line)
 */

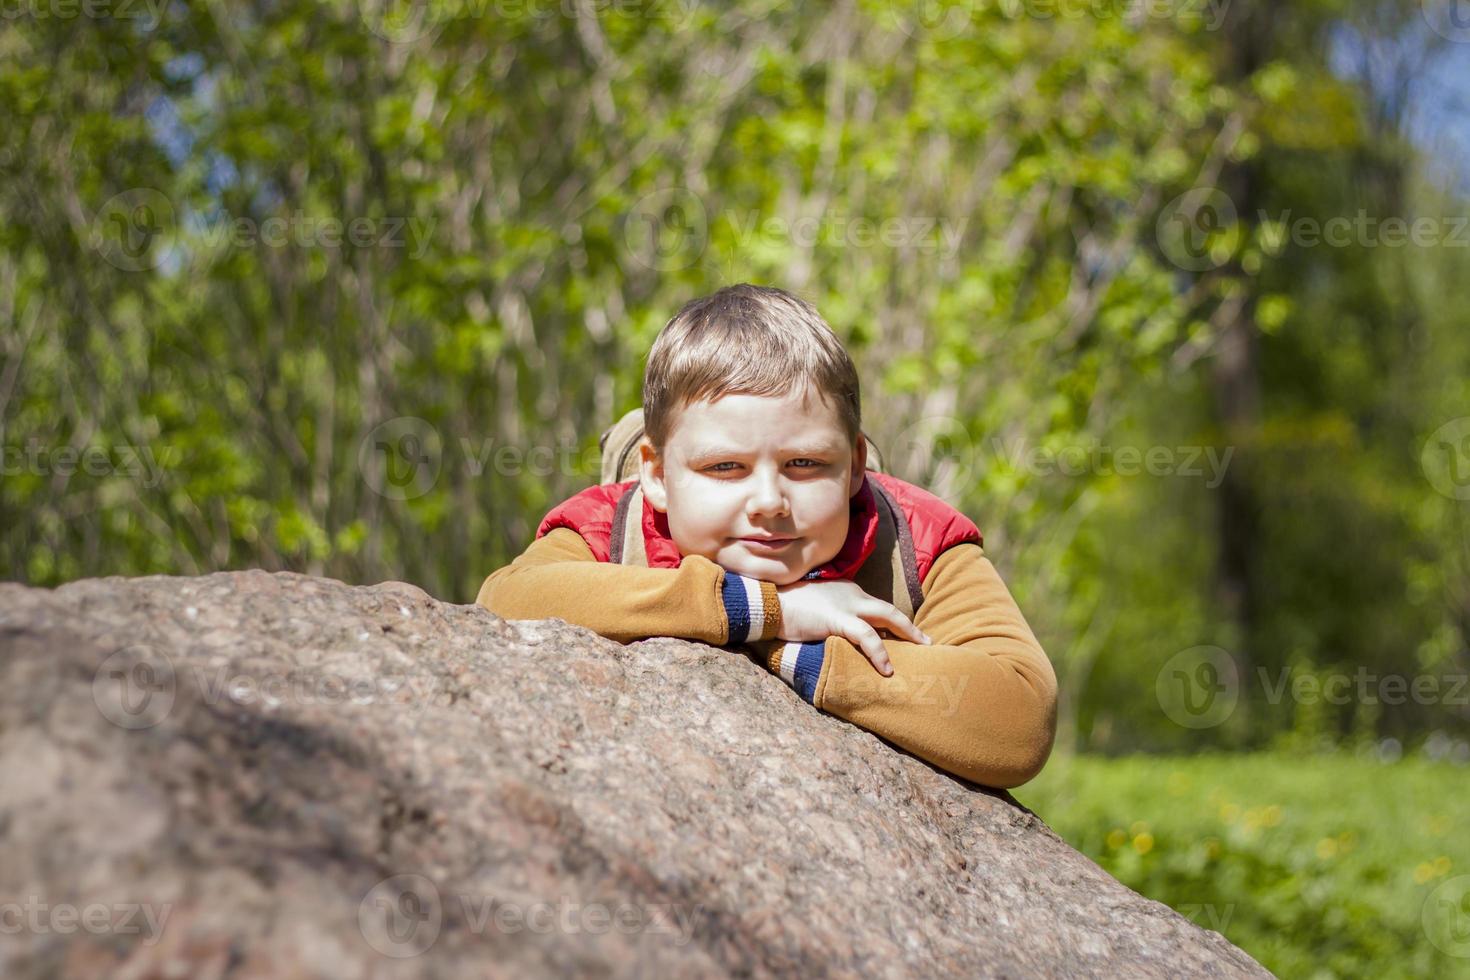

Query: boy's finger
left=865, top=604, right=930, bottom=646
left=891, top=614, right=930, bottom=646
left=848, top=622, right=893, bottom=676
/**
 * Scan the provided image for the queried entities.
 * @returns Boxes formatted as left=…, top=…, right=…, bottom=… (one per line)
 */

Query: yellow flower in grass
left=1411, top=858, right=1458, bottom=887
left=1133, top=833, right=1155, bottom=855
left=1316, top=837, right=1339, bottom=860
left=1107, top=829, right=1128, bottom=850
left=1417, top=856, right=1455, bottom=882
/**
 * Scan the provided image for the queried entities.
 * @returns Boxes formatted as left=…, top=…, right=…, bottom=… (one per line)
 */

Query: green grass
left=1012, top=751, right=1470, bottom=979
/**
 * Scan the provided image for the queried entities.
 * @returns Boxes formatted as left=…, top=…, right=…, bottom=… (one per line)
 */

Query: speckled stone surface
left=0, top=570, right=1271, bottom=978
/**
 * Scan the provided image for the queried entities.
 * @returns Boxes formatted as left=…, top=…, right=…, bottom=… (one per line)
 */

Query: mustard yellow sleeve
left=475, top=527, right=782, bottom=645
left=748, top=542, right=1057, bottom=789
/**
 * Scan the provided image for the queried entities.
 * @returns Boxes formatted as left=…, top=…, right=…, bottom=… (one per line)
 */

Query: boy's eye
left=702, top=459, right=825, bottom=472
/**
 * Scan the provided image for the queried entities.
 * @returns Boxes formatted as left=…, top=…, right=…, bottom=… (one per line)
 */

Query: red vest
left=536, top=471, right=982, bottom=588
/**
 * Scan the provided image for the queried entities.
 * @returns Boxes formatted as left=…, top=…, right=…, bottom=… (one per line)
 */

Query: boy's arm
left=744, top=542, right=1058, bottom=789
left=476, top=527, right=784, bottom=646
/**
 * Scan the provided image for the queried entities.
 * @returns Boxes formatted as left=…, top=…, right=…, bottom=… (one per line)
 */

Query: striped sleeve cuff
left=720, top=572, right=783, bottom=643
left=764, top=640, right=825, bottom=704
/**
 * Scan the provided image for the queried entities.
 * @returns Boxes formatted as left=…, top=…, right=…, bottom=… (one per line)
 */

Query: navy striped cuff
left=774, top=640, right=825, bottom=704
left=720, top=572, right=781, bottom=643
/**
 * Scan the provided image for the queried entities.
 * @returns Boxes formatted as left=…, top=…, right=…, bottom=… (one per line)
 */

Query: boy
left=476, top=284, right=1057, bottom=789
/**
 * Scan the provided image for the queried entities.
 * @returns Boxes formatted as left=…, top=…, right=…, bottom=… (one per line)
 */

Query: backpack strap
left=599, top=409, right=648, bottom=486
left=609, top=483, right=649, bottom=567
left=853, top=478, right=925, bottom=619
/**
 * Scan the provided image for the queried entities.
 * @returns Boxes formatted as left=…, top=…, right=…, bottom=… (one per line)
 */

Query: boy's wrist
left=740, top=638, right=827, bottom=706
left=720, top=571, right=783, bottom=643
left=772, top=639, right=825, bottom=704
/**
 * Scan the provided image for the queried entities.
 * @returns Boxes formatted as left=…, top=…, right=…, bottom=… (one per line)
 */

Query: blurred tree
left=1, top=0, right=1464, bottom=747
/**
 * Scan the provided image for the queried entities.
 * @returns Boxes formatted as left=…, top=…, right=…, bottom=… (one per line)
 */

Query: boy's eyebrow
left=686, top=442, right=845, bottom=460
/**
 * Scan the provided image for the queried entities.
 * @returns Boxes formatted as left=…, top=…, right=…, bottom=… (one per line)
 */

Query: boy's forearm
left=476, top=527, right=783, bottom=645
left=745, top=543, right=1059, bottom=789
left=814, top=634, right=1057, bottom=788
left=483, top=530, right=1058, bottom=786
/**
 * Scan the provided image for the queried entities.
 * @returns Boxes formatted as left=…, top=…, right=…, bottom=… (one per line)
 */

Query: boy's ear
left=638, top=440, right=669, bottom=513
left=849, top=434, right=868, bottom=497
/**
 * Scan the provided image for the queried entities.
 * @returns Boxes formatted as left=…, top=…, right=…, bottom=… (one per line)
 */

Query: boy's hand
left=774, top=580, right=932, bottom=677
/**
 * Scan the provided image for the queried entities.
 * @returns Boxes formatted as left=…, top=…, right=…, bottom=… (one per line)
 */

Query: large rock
left=0, top=571, right=1270, bottom=978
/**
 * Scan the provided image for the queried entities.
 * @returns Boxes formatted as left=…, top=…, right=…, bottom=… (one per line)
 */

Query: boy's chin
left=717, top=553, right=809, bottom=586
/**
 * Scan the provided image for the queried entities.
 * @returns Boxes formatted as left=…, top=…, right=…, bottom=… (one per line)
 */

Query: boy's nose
left=745, top=472, right=789, bottom=517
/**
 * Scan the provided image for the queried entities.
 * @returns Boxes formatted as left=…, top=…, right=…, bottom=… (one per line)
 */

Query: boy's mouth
left=737, top=536, right=799, bottom=551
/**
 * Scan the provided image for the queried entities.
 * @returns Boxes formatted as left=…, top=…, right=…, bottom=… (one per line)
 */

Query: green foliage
left=1017, top=751, right=1470, bottom=979
left=0, top=2, right=1466, bottom=752
left=0, top=3, right=1233, bottom=597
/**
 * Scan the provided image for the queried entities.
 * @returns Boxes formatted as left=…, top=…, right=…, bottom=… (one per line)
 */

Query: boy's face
left=639, top=385, right=866, bottom=586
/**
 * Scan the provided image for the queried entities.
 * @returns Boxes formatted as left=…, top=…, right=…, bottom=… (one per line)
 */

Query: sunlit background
left=3, top=1, right=1469, bottom=974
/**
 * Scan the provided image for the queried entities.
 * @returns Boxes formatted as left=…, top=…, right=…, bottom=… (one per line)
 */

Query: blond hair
left=641, top=284, right=862, bottom=452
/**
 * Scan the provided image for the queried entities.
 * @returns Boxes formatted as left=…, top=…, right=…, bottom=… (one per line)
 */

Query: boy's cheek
left=665, top=465, right=704, bottom=493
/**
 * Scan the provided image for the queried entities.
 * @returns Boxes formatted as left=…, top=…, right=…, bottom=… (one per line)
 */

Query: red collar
left=640, top=474, right=880, bottom=579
